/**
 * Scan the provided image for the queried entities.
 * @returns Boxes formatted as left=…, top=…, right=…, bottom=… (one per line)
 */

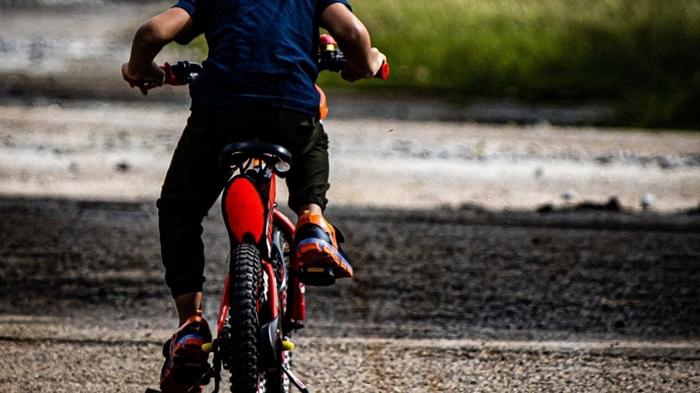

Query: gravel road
left=1, top=102, right=699, bottom=211
left=1, top=197, right=698, bottom=392
left=2, top=1, right=700, bottom=391
left=1, top=79, right=699, bottom=393
left=0, top=96, right=699, bottom=393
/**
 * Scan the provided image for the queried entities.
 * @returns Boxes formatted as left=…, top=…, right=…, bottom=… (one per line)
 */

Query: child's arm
left=320, top=3, right=386, bottom=82
left=122, top=8, right=193, bottom=95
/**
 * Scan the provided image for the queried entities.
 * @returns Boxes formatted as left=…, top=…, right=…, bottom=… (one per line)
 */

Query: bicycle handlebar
left=318, top=54, right=389, bottom=80
left=162, top=61, right=202, bottom=86
left=318, top=34, right=389, bottom=80
left=161, top=35, right=388, bottom=86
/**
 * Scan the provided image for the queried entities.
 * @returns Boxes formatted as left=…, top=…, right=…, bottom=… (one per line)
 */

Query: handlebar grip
left=375, top=62, right=390, bottom=80
left=161, top=62, right=180, bottom=86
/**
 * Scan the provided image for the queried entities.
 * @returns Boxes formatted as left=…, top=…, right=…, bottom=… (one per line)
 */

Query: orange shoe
left=295, top=211, right=353, bottom=280
left=160, top=311, right=212, bottom=393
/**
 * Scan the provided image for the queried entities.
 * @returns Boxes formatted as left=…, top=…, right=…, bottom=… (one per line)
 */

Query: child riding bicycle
left=121, top=1, right=386, bottom=392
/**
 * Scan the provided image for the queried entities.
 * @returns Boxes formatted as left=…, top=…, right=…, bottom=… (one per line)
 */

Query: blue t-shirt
left=173, top=0, right=352, bottom=116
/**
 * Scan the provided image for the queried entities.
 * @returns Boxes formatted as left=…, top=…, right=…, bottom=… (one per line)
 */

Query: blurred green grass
left=329, top=0, right=700, bottom=128
left=189, top=0, right=700, bottom=128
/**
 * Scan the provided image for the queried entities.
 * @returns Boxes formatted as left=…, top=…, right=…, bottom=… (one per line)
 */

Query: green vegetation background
left=195, top=0, right=700, bottom=128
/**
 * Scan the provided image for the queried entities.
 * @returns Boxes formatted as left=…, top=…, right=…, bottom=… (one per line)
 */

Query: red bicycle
left=146, top=35, right=388, bottom=393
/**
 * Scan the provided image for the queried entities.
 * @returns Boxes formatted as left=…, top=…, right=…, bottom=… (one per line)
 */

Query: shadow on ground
left=1, top=196, right=698, bottom=340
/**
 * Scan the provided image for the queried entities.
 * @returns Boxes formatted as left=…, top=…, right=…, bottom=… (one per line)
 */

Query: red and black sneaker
left=295, top=211, right=353, bottom=283
left=160, top=311, right=212, bottom=393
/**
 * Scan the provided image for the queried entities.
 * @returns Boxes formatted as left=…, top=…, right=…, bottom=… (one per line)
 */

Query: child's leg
left=283, top=120, right=330, bottom=214
left=157, top=110, right=226, bottom=392
left=280, top=119, right=353, bottom=279
left=160, top=107, right=327, bottom=317
left=157, top=111, right=226, bottom=321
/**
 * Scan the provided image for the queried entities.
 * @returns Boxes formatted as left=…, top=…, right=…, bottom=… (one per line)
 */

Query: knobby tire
left=229, top=244, right=263, bottom=393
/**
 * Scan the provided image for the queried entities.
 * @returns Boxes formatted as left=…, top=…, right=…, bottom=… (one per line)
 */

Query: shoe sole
left=296, top=238, right=353, bottom=278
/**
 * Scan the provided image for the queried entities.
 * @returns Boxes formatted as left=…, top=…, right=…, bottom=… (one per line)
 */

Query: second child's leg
left=280, top=118, right=353, bottom=279
left=282, top=117, right=331, bottom=214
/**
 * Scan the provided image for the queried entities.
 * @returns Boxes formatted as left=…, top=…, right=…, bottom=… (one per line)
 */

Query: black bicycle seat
left=220, top=141, right=293, bottom=176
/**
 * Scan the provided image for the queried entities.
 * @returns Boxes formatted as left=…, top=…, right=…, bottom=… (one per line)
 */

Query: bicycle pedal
left=297, top=266, right=335, bottom=286
left=282, top=339, right=295, bottom=351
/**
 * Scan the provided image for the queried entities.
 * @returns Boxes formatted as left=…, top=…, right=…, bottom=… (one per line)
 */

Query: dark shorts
left=157, top=106, right=330, bottom=297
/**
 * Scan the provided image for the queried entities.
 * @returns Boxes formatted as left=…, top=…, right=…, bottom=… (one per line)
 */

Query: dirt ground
left=1, top=102, right=699, bottom=211
left=0, top=84, right=699, bottom=393
left=0, top=196, right=698, bottom=392
left=1, top=64, right=699, bottom=393
left=2, top=2, right=700, bottom=391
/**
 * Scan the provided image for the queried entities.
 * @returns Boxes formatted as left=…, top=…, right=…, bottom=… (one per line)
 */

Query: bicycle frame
left=207, top=154, right=306, bottom=392
left=216, top=170, right=306, bottom=334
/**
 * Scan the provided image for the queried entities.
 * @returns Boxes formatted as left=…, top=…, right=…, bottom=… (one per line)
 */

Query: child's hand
left=121, top=62, right=166, bottom=95
left=341, top=48, right=386, bottom=82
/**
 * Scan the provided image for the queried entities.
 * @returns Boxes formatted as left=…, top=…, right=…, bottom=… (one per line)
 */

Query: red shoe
left=295, top=212, right=353, bottom=279
left=160, top=312, right=212, bottom=393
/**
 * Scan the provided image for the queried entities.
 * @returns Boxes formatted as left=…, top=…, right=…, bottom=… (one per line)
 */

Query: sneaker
left=295, top=211, right=353, bottom=279
left=160, top=311, right=212, bottom=393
